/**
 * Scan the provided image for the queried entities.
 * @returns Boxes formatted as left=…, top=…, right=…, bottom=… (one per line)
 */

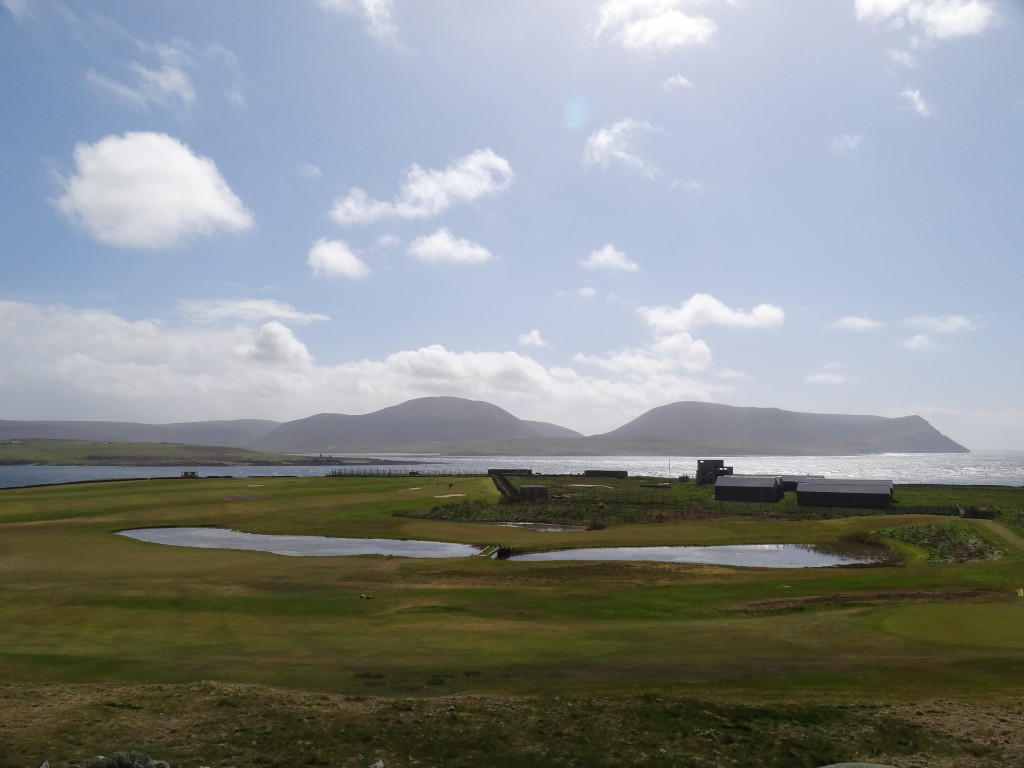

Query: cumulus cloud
left=518, top=329, right=547, bottom=348
left=637, top=293, right=785, bottom=334
left=575, top=292, right=782, bottom=383
left=901, top=88, right=933, bottom=116
left=245, top=321, right=314, bottom=366
left=316, top=0, right=401, bottom=45
left=307, top=238, right=371, bottom=279
left=580, top=244, right=640, bottom=272
left=0, top=299, right=729, bottom=434
left=855, top=0, right=998, bottom=41
left=661, top=73, right=694, bottom=90
left=54, top=132, right=253, bottom=248
left=899, top=314, right=981, bottom=348
left=178, top=299, right=329, bottom=325
left=596, top=0, right=717, bottom=53
left=575, top=333, right=712, bottom=375
left=329, top=149, right=514, bottom=226
left=901, top=333, right=938, bottom=351
left=827, top=315, right=883, bottom=331
left=830, top=133, right=864, bottom=153
left=406, top=228, right=493, bottom=264
left=907, top=314, right=982, bottom=333
left=583, top=119, right=661, bottom=178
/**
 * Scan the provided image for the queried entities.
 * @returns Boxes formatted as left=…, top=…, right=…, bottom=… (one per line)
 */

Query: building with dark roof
left=795, top=481, right=892, bottom=510
left=714, top=475, right=783, bottom=503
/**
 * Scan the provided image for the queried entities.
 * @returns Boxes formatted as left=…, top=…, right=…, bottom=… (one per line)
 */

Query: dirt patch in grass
left=730, top=589, right=1006, bottom=613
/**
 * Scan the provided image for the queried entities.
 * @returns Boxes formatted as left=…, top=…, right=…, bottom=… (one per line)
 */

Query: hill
left=252, top=396, right=582, bottom=453
left=0, top=418, right=279, bottom=447
left=0, top=398, right=968, bottom=456
left=589, top=401, right=968, bottom=455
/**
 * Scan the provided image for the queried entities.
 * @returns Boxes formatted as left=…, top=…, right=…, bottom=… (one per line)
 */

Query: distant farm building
left=696, top=459, right=733, bottom=485
left=796, top=479, right=893, bottom=510
left=779, top=474, right=825, bottom=492
left=714, top=475, right=783, bottom=503
left=583, top=469, right=628, bottom=479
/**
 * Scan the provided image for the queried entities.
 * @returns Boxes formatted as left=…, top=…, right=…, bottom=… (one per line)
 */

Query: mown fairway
left=1, top=475, right=1023, bottom=767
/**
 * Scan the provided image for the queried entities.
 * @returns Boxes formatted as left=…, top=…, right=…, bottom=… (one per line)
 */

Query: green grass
left=2, top=475, right=1023, bottom=766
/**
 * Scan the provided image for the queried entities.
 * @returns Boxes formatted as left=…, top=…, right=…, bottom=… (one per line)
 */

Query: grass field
left=1, top=474, right=1023, bottom=767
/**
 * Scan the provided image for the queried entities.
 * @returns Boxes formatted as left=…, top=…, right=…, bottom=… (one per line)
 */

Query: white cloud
left=406, top=228, right=493, bottom=264
left=575, top=292, right=782, bottom=384
left=307, top=238, right=371, bottom=279
left=245, top=321, right=314, bottom=366
left=54, top=132, right=253, bottom=249
left=518, top=329, right=547, bottom=348
left=583, top=119, right=661, bottom=179
left=855, top=0, right=998, bottom=40
left=0, top=299, right=729, bottom=434
left=329, top=148, right=514, bottom=226
left=901, top=333, right=937, bottom=350
left=830, top=133, right=864, bottom=154
left=575, top=331, right=713, bottom=375
left=805, top=372, right=847, bottom=385
left=889, top=48, right=917, bottom=66
left=297, top=163, right=323, bottom=179
left=178, top=299, right=329, bottom=325
left=717, top=368, right=751, bottom=381
left=580, top=244, right=640, bottom=272
left=638, top=293, right=785, bottom=334
left=661, top=73, right=694, bottom=90
left=827, top=315, right=884, bottom=331
left=596, top=0, right=717, bottom=53
left=86, top=63, right=196, bottom=114
left=577, top=287, right=597, bottom=299
left=316, top=0, right=400, bottom=45
left=1, top=0, right=30, bottom=20
left=907, top=314, right=982, bottom=333
left=901, top=88, right=933, bottom=116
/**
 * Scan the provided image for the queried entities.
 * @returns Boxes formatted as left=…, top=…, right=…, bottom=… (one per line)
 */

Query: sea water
left=1, top=450, right=1023, bottom=489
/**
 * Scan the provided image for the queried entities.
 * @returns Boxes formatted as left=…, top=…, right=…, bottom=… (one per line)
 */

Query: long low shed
left=715, top=475, right=784, bottom=503
left=796, top=481, right=893, bottom=509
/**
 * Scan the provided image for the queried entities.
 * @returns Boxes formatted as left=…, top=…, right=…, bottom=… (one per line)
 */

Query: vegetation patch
left=877, top=520, right=1004, bottom=562
left=2, top=682, right=1015, bottom=768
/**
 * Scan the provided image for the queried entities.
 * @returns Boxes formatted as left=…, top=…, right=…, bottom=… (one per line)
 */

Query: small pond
left=119, top=528, right=883, bottom=567
left=119, top=527, right=484, bottom=558
left=505, top=544, right=879, bottom=568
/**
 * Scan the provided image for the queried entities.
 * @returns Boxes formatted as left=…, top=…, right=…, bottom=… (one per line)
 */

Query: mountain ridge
left=0, top=398, right=969, bottom=456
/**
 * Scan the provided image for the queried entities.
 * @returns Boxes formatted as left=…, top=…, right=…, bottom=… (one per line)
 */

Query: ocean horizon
left=2, top=450, right=1023, bottom=490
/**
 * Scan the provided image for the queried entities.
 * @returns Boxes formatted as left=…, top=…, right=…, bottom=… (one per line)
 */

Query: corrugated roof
left=716, top=476, right=780, bottom=488
left=796, top=482, right=892, bottom=495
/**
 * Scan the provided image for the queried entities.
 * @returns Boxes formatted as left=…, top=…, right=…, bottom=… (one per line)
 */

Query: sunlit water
left=3, top=451, right=1022, bottom=489
left=119, top=527, right=484, bottom=558
left=119, top=527, right=875, bottom=567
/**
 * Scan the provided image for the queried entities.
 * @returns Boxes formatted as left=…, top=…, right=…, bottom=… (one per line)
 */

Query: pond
left=118, top=527, right=485, bottom=558
left=119, top=527, right=884, bottom=567
left=503, top=543, right=880, bottom=568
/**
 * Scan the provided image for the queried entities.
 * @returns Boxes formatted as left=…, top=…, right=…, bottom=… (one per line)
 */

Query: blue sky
left=1, top=0, right=1022, bottom=449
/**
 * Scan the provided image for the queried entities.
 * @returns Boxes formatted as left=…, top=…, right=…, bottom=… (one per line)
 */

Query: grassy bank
left=1, top=475, right=1023, bottom=766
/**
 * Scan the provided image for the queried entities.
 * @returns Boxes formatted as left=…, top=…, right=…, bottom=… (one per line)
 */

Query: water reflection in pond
left=119, top=527, right=484, bottom=558
left=505, top=544, right=880, bottom=568
left=120, top=528, right=884, bottom=567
